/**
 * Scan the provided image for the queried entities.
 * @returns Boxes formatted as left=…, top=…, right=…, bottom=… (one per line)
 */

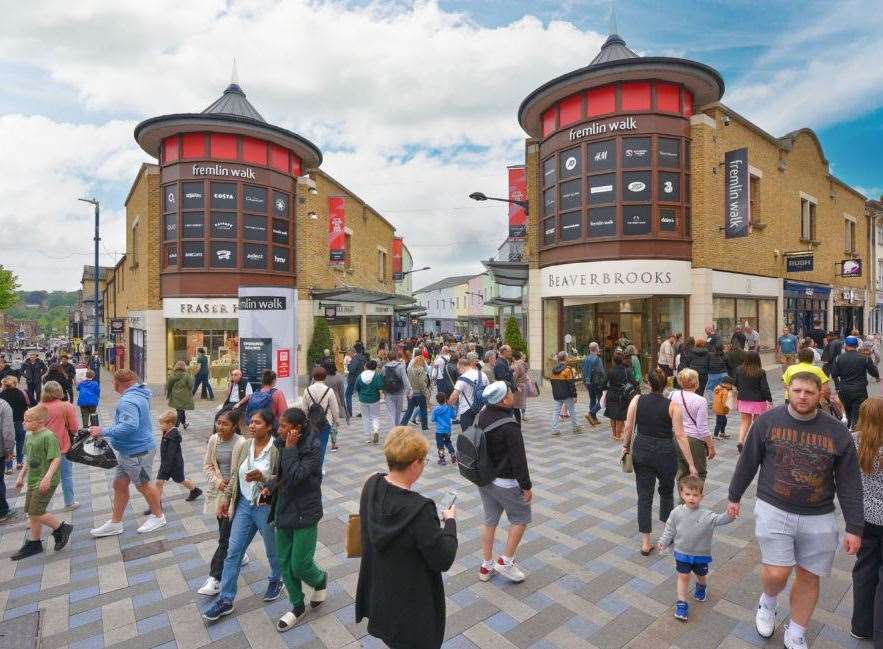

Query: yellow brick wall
left=295, top=171, right=396, bottom=293
left=525, top=139, right=541, bottom=269
left=690, top=106, right=867, bottom=289
left=120, top=165, right=161, bottom=313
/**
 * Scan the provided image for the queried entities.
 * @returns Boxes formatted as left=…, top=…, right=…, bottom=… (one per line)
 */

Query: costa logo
left=564, top=156, right=577, bottom=171
left=213, top=193, right=234, bottom=200
left=627, top=181, right=646, bottom=192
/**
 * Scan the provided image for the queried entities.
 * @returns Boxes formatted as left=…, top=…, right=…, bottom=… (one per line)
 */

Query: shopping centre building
left=503, top=33, right=872, bottom=376
left=98, top=78, right=414, bottom=396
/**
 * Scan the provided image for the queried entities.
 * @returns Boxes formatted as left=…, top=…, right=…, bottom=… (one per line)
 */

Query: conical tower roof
left=589, top=33, right=639, bottom=65
left=202, top=82, right=266, bottom=122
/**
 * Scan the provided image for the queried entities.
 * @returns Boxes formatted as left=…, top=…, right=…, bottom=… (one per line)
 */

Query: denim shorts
left=675, top=560, right=709, bottom=576
left=754, top=499, right=839, bottom=576
left=115, top=448, right=156, bottom=486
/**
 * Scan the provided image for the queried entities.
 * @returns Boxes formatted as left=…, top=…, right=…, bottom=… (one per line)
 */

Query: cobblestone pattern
left=0, top=371, right=872, bottom=648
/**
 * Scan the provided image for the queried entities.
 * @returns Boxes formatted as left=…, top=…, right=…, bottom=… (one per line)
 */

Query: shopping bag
left=345, top=514, right=362, bottom=558
left=65, top=429, right=118, bottom=470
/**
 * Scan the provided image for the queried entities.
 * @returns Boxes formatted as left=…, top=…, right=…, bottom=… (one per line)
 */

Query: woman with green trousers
left=272, top=407, right=327, bottom=631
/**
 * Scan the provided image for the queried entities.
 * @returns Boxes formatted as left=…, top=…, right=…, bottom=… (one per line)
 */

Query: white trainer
left=783, top=626, right=807, bottom=648
left=240, top=553, right=250, bottom=566
left=493, top=558, right=526, bottom=583
left=137, top=514, right=167, bottom=534
left=197, top=577, right=220, bottom=596
left=755, top=604, right=777, bottom=639
left=63, top=501, right=81, bottom=512
left=90, top=520, right=124, bottom=538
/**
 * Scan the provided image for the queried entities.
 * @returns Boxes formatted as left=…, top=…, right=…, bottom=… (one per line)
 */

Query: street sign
left=785, top=254, right=813, bottom=273
left=110, top=318, right=125, bottom=335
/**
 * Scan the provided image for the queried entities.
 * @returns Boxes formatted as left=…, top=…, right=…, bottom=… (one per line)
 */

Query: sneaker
left=202, top=599, right=234, bottom=621
left=372, top=432, right=379, bottom=444
left=10, top=540, right=43, bottom=561
left=241, top=553, right=251, bottom=566
left=674, top=600, right=688, bottom=621
left=185, top=487, right=203, bottom=502
left=693, top=583, right=707, bottom=602
left=0, top=510, right=17, bottom=523
left=52, top=522, right=73, bottom=551
left=755, top=603, right=777, bottom=639
left=331, top=444, right=339, bottom=452
left=719, top=432, right=731, bottom=439
left=493, top=557, right=526, bottom=583
left=437, top=457, right=446, bottom=465
left=783, top=626, right=807, bottom=648
left=309, top=573, right=327, bottom=608
left=137, top=514, right=167, bottom=534
left=713, top=431, right=720, bottom=438
left=478, top=565, right=493, bottom=582
left=849, top=630, right=872, bottom=640
left=572, top=426, right=584, bottom=435
left=91, top=520, right=124, bottom=538
left=197, top=577, right=221, bottom=596
left=552, top=430, right=561, bottom=436
left=63, top=501, right=80, bottom=512
left=264, top=580, right=285, bottom=602
left=276, top=603, right=306, bottom=632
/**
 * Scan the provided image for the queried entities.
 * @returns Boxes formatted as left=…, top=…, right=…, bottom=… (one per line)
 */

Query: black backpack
left=382, top=365, right=404, bottom=394
left=456, top=412, right=514, bottom=486
left=442, top=361, right=458, bottom=394
left=306, top=386, right=331, bottom=430
left=590, top=360, right=607, bottom=390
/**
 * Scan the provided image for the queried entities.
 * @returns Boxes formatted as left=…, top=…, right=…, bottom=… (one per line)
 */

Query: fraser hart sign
left=540, top=260, right=692, bottom=296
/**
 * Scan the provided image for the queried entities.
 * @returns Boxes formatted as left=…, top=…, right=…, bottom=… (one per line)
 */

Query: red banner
left=508, top=166, right=527, bottom=238
left=329, top=197, right=345, bottom=262
left=392, top=237, right=403, bottom=281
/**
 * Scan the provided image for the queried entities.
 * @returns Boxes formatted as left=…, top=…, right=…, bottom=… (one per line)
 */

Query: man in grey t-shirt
left=744, top=325, right=760, bottom=352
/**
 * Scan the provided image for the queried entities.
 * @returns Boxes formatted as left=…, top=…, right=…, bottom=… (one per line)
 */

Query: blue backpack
left=458, top=372, right=488, bottom=417
left=246, top=387, right=276, bottom=416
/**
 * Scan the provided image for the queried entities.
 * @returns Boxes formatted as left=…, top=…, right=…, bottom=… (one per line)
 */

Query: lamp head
left=469, top=192, right=487, bottom=201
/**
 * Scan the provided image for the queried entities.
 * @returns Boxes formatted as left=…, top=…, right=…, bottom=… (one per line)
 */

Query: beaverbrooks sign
left=191, top=163, right=257, bottom=180
left=568, top=116, right=638, bottom=141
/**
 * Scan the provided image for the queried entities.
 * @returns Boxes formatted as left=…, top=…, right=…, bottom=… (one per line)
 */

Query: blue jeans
left=345, top=382, right=355, bottom=418
left=219, top=498, right=282, bottom=602
left=705, top=372, right=727, bottom=401
left=60, top=456, right=75, bottom=506
left=318, top=423, right=330, bottom=466
left=586, top=385, right=602, bottom=417
left=192, top=372, right=214, bottom=399
left=400, top=394, right=428, bottom=429
left=552, top=398, right=577, bottom=433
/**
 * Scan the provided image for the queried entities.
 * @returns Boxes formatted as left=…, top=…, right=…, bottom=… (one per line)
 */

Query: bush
left=503, top=316, right=527, bottom=356
left=308, top=317, right=332, bottom=367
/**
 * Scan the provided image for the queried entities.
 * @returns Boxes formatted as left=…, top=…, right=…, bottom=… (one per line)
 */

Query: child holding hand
left=431, top=393, right=457, bottom=465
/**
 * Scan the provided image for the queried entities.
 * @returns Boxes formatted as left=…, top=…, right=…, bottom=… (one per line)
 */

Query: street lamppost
left=468, top=192, right=528, bottom=209
left=78, top=197, right=100, bottom=355
left=398, top=265, right=431, bottom=278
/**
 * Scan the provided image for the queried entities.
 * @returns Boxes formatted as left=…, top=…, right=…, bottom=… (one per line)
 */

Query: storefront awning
left=310, top=287, right=416, bottom=307
left=482, top=260, right=529, bottom=287
left=484, top=297, right=523, bottom=308
left=394, top=304, right=426, bottom=314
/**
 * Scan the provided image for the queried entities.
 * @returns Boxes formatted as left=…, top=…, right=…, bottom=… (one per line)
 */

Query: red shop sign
left=276, top=348, right=291, bottom=379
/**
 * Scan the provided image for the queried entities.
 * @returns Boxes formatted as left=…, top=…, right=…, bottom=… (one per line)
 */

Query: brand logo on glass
left=275, top=198, right=286, bottom=211
left=167, top=192, right=175, bottom=204
left=214, top=193, right=234, bottom=200
left=625, top=149, right=647, bottom=158
left=594, top=151, right=608, bottom=162
left=627, top=182, right=646, bottom=192
left=564, top=157, right=577, bottom=171
left=216, top=250, right=231, bottom=260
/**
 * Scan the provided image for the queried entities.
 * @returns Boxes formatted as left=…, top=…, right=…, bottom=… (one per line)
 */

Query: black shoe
left=52, top=522, right=73, bottom=551
left=185, top=487, right=203, bottom=502
left=11, top=540, right=43, bottom=561
left=182, top=422, right=189, bottom=429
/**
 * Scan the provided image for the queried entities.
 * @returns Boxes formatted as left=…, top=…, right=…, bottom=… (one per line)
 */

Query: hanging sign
left=842, top=259, right=862, bottom=277
left=329, top=197, right=346, bottom=262
left=392, top=237, right=404, bottom=281
left=508, top=166, right=527, bottom=238
left=786, top=254, right=814, bottom=273
left=724, top=148, right=749, bottom=238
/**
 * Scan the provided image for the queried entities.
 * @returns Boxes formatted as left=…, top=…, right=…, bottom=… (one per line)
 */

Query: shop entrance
left=328, top=318, right=360, bottom=371
left=835, top=306, right=864, bottom=336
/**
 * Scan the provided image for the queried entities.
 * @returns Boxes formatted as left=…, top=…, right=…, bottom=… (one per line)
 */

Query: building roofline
left=124, top=163, right=159, bottom=207
left=314, top=169, right=397, bottom=233
left=413, top=274, right=483, bottom=294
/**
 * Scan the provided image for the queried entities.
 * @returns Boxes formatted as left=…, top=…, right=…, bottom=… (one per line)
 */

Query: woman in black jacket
left=0, top=376, right=28, bottom=470
left=273, top=408, right=327, bottom=631
left=604, top=350, right=639, bottom=441
left=688, top=339, right=710, bottom=395
left=674, top=337, right=694, bottom=390
left=356, top=426, right=457, bottom=649
left=42, top=363, right=72, bottom=402
left=734, top=351, right=772, bottom=452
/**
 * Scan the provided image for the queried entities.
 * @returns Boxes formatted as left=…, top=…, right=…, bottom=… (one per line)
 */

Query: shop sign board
left=110, top=319, right=125, bottom=335
left=324, top=306, right=337, bottom=320
left=238, top=287, right=298, bottom=402
left=329, top=197, right=346, bottom=262
left=276, top=349, right=291, bottom=379
left=508, top=166, right=527, bottom=238
left=540, top=259, right=692, bottom=297
left=841, top=259, right=862, bottom=277
left=163, top=298, right=239, bottom=319
left=724, top=148, right=749, bottom=238
left=786, top=254, right=814, bottom=273
left=240, top=338, right=272, bottom=390
left=366, top=304, right=394, bottom=316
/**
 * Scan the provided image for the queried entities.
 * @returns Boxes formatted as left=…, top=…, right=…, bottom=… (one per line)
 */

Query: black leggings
left=210, top=516, right=232, bottom=580
left=176, top=409, right=186, bottom=426
left=632, top=434, right=677, bottom=534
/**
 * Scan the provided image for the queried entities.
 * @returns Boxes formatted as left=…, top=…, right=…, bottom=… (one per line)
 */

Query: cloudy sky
left=1, top=0, right=881, bottom=292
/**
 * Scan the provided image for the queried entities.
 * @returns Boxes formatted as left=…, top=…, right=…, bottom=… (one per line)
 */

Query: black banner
left=786, top=255, right=813, bottom=273
left=240, top=338, right=273, bottom=390
left=725, top=148, right=749, bottom=238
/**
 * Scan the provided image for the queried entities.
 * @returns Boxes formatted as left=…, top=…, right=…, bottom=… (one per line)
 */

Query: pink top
left=43, top=399, right=79, bottom=453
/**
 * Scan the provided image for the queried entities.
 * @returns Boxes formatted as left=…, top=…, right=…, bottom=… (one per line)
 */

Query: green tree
left=0, top=266, right=20, bottom=311
left=504, top=316, right=527, bottom=356
left=308, top=317, right=333, bottom=367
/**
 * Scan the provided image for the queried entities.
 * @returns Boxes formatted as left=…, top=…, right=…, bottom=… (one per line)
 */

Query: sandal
left=276, top=605, right=306, bottom=632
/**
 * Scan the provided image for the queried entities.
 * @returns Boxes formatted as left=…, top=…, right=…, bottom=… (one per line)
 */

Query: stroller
left=66, top=429, right=118, bottom=470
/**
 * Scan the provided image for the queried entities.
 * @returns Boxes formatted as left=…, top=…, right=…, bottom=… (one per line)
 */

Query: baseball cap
left=846, top=335, right=860, bottom=347
left=482, top=381, right=508, bottom=405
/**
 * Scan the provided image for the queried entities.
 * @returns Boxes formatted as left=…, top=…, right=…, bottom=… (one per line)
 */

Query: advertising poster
left=392, top=237, right=404, bottom=281
left=329, top=197, right=346, bottom=262
left=240, top=338, right=273, bottom=390
left=508, top=166, right=527, bottom=238
left=724, top=148, right=749, bottom=238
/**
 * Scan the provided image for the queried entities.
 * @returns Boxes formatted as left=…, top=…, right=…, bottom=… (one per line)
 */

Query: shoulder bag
left=345, top=514, right=362, bottom=558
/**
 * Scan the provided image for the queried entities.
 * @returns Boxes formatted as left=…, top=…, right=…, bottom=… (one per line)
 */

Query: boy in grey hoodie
left=657, top=475, right=734, bottom=621
left=382, top=352, right=411, bottom=433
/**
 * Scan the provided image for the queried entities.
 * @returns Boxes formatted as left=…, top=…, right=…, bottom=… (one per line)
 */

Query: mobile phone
left=440, top=490, right=458, bottom=511
left=89, top=414, right=99, bottom=427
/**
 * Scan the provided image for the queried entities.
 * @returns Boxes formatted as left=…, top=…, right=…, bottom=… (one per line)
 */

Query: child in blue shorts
left=657, top=475, right=734, bottom=621
left=431, top=393, right=457, bottom=465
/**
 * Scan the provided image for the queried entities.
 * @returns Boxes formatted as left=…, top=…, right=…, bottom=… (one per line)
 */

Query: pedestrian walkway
left=0, top=370, right=871, bottom=648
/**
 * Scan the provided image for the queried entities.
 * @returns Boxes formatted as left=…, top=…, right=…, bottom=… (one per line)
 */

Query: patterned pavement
left=0, top=370, right=873, bottom=649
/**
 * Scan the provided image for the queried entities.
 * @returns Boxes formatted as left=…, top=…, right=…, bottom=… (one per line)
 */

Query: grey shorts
left=478, top=483, right=532, bottom=527
left=114, top=448, right=156, bottom=486
left=754, top=499, right=839, bottom=577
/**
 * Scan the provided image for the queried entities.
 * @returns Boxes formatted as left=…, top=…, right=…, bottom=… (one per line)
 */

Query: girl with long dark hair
left=734, top=351, right=772, bottom=452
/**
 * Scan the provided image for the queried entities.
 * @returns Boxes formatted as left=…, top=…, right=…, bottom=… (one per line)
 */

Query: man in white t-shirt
left=431, top=346, right=450, bottom=391
left=447, top=353, right=487, bottom=432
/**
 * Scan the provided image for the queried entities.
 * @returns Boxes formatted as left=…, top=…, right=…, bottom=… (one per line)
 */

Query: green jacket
left=355, top=370, right=384, bottom=404
left=166, top=369, right=194, bottom=411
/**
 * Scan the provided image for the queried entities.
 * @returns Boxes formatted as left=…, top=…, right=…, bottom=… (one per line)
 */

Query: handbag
left=621, top=427, right=634, bottom=474
left=345, top=514, right=362, bottom=558
left=525, top=379, right=539, bottom=398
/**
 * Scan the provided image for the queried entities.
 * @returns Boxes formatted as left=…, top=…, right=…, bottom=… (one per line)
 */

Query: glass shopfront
left=714, top=296, right=777, bottom=350
left=328, top=318, right=360, bottom=370
left=783, top=281, right=831, bottom=340
left=366, top=317, right=391, bottom=355
left=166, top=318, right=239, bottom=383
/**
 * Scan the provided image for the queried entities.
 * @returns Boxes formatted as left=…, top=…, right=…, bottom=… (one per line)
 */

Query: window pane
left=165, top=245, right=177, bottom=267
left=713, top=297, right=736, bottom=343
left=559, top=211, right=581, bottom=241
left=758, top=299, right=776, bottom=350
left=622, top=137, right=651, bottom=168
left=658, top=138, right=680, bottom=168
left=164, top=184, right=177, bottom=213
left=181, top=212, right=204, bottom=239
left=658, top=172, right=680, bottom=202
left=210, top=242, right=237, bottom=268
left=211, top=212, right=237, bottom=239
left=564, top=304, right=594, bottom=357
left=272, top=219, right=289, bottom=244
left=272, top=247, right=290, bottom=271
left=623, top=171, right=651, bottom=202
left=660, top=207, right=678, bottom=232
left=163, top=213, right=177, bottom=241
left=243, top=243, right=267, bottom=269
left=559, top=147, right=581, bottom=179
left=211, top=182, right=237, bottom=210
left=181, top=182, right=204, bottom=210
left=736, top=299, right=758, bottom=336
left=588, top=207, right=616, bottom=237
left=589, top=173, right=616, bottom=204
left=181, top=241, right=204, bottom=268
left=622, top=205, right=651, bottom=235
left=272, top=191, right=290, bottom=218
left=542, top=157, right=556, bottom=186
left=657, top=297, right=685, bottom=339
left=588, top=140, right=615, bottom=172
left=243, top=185, right=267, bottom=213
left=243, top=214, right=267, bottom=241
left=543, top=218, right=556, bottom=245
left=543, top=299, right=560, bottom=376
left=559, top=179, right=581, bottom=211
left=543, top=188, right=557, bottom=216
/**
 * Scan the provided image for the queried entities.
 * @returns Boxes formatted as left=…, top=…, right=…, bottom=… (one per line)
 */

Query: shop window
left=623, top=171, right=651, bottom=202
left=656, top=82, right=680, bottom=113
left=588, top=140, right=615, bottom=172
left=749, top=175, right=761, bottom=224
left=210, top=133, right=237, bottom=160
left=623, top=205, right=651, bottom=236
left=272, top=247, right=289, bottom=272
left=181, top=241, right=204, bottom=268
left=559, top=211, right=581, bottom=241
left=658, top=172, right=679, bottom=202
left=558, top=94, right=582, bottom=127
left=211, top=182, right=237, bottom=210
left=272, top=219, right=289, bottom=245
left=269, top=144, right=288, bottom=172
left=588, top=207, right=616, bottom=237
left=163, top=183, right=177, bottom=213
left=244, top=243, right=267, bottom=269
left=163, top=137, right=179, bottom=163
left=541, top=107, right=557, bottom=137
left=621, top=81, right=651, bottom=111
left=800, top=197, right=816, bottom=241
left=657, top=297, right=685, bottom=339
left=543, top=188, right=557, bottom=216
left=658, top=138, right=680, bottom=168
left=181, top=133, right=205, bottom=159
left=559, top=147, right=581, bottom=179
left=244, top=185, right=268, bottom=213
left=163, top=213, right=177, bottom=241
left=622, top=137, right=651, bottom=168
left=272, top=191, right=290, bottom=218
left=758, top=300, right=776, bottom=349
left=660, top=207, right=678, bottom=232
left=242, top=137, right=267, bottom=165
left=181, top=212, right=204, bottom=239
left=558, top=179, right=581, bottom=211
left=844, top=216, right=857, bottom=253
left=543, top=218, right=556, bottom=245
left=179, top=182, right=201, bottom=210
left=210, top=241, right=237, bottom=268
left=587, top=85, right=615, bottom=116
left=211, top=212, right=237, bottom=239
left=588, top=173, right=616, bottom=205
left=542, top=157, right=556, bottom=187
left=243, top=214, right=267, bottom=241
left=713, top=297, right=736, bottom=343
